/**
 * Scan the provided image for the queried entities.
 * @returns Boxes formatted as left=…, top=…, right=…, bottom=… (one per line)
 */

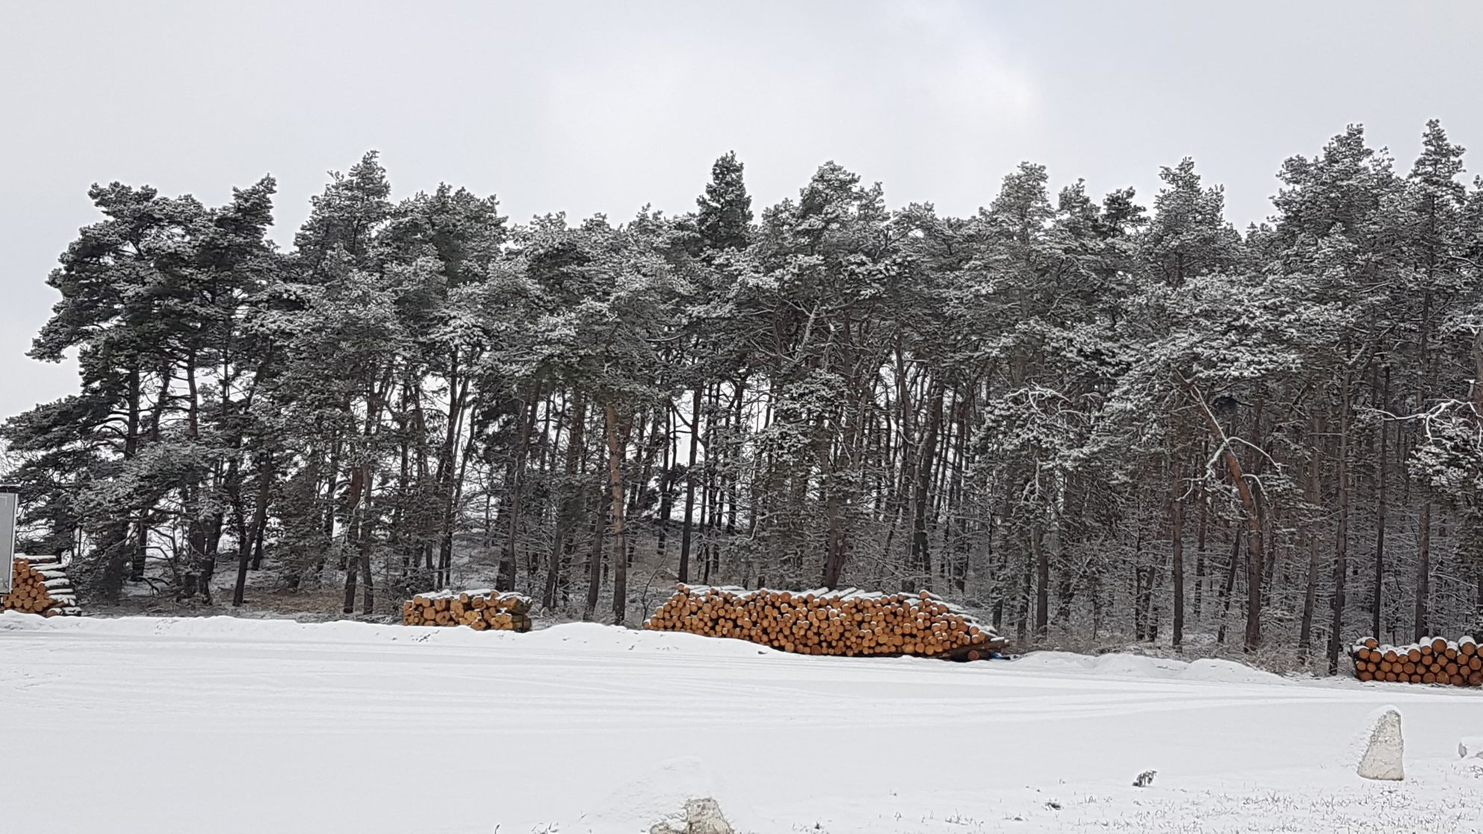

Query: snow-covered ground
left=1, top=613, right=1480, bottom=833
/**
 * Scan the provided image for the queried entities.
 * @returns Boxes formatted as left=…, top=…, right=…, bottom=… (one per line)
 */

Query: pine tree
left=695, top=151, right=753, bottom=252
left=10, top=125, right=1483, bottom=663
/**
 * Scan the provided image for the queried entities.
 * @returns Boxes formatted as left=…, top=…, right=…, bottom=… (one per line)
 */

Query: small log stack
left=402, top=589, right=533, bottom=631
left=644, top=584, right=1009, bottom=660
left=3, top=556, right=82, bottom=617
left=1351, top=636, right=1483, bottom=686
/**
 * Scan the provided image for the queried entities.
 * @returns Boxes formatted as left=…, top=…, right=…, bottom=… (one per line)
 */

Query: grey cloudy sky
left=3, top=1, right=1481, bottom=421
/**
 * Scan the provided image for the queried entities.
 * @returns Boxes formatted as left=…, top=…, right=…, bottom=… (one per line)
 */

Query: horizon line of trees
left=8, top=121, right=1483, bottom=671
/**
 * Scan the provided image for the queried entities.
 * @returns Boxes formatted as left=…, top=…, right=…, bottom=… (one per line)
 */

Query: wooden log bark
left=4, top=558, right=82, bottom=617
left=642, top=584, right=1008, bottom=660
left=402, top=589, right=534, bottom=632
left=1350, top=635, right=1483, bottom=688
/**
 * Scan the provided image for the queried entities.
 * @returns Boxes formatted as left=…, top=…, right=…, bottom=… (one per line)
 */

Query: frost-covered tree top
left=6, top=122, right=1483, bottom=662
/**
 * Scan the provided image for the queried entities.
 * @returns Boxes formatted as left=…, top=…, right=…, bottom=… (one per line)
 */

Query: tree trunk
left=545, top=391, right=585, bottom=610
left=605, top=404, right=630, bottom=625
left=436, top=371, right=472, bottom=589
left=727, top=377, right=744, bottom=538
left=1216, top=527, right=1240, bottom=645
left=248, top=452, right=272, bottom=571
left=1194, top=445, right=1207, bottom=619
left=583, top=494, right=606, bottom=621
left=1032, top=522, right=1048, bottom=638
left=1171, top=452, right=1185, bottom=649
left=1176, top=373, right=1264, bottom=651
left=654, top=405, right=674, bottom=568
left=1373, top=366, right=1389, bottom=639
left=125, top=365, right=144, bottom=581
left=678, top=386, right=702, bottom=583
left=911, top=382, right=944, bottom=591
left=1327, top=374, right=1353, bottom=674
left=1298, top=417, right=1322, bottom=653
left=230, top=484, right=252, bottom=607
left=342, top=468, right=362, bottom=615
left=359, top=474, right=376, bottom=616
left=1414, top=291, right=1434, bottom=641
left=1415, top=502, right=1432, bottom=640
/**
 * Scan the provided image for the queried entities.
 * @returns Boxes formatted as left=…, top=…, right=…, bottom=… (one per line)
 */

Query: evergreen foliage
left=10, top=131, right=1483, bottom=661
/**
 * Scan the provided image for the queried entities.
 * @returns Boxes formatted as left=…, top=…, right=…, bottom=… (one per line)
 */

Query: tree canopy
left=10, top=126, right=1483, bottom=668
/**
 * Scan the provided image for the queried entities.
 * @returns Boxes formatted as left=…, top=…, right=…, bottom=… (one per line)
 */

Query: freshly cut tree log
left=643, top=584, right=1008, bottom=660
left=1350, top=635, right=1482, bottom=688
left=3, top=558, right=83, bottom=617
left=402, top=589, right=533, bottom=632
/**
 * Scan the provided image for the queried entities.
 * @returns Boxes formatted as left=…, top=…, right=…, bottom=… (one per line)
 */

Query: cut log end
left=643, top=584, right=1006, bottom=661
left=1352, top=635, right=1481, bottom=689
left=5, top=558, right=82, bottom=618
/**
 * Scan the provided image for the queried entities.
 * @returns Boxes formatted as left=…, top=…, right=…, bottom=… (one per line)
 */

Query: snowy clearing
left=1, top=613, right=1481, bottom=833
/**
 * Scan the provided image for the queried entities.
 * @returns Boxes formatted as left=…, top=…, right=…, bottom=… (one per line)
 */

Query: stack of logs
left=402, top=589, right=533, bottom=631
left=3, top=556, right=81, bottom=617
left=644, top=584, right=1009, bottom=660
left=1351, top=636, right=1483, bottom=686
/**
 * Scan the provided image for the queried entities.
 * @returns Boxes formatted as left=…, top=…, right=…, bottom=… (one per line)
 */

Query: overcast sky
left=3, top=0, right=1481, bottom=421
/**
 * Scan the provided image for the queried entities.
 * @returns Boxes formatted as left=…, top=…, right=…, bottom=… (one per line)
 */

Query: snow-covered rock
left=649, top=797, right=734, bottom=834
left=1008, top=650, right=1285, bottom=685
left=1460, top=737, right=1483, bottom=759
left=1356, top=707, right=1405, bottom=781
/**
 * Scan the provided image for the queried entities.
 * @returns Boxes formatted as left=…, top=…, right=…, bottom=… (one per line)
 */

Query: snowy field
left=2, top=613, right=1481, bottom=833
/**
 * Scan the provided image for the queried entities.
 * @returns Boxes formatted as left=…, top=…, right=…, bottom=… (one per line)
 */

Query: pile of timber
left=643, top=584, right=1009, bottom=660
left=3, top=556, right=82, bottom=617
left=402, top=589, right=533, bottom=631
left=1351, top=636, right=1483, bottom=686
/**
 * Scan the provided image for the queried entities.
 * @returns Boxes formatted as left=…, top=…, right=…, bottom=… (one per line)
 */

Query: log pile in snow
left=643, top=584, right=1008, bottom=660
left=402, top=589, right=533, bottom=631
left=3, top=556, right=82, bottom=617
left=1351, top=636, right=1483, bottom=686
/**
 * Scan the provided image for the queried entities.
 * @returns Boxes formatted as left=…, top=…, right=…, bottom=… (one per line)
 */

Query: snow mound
left=0, top=611, right=781, bottom=659
left=0, top=614, right=1286, bottom=686
left=0, top=611, right=415, bottom=642
left=522, top=621, right=780, bottom=658
left=1184, top=658, right=1288, bottom=684
left=1008, top=650, right=1286, bottom=685
left=572, top=756, right=754, bottom=832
